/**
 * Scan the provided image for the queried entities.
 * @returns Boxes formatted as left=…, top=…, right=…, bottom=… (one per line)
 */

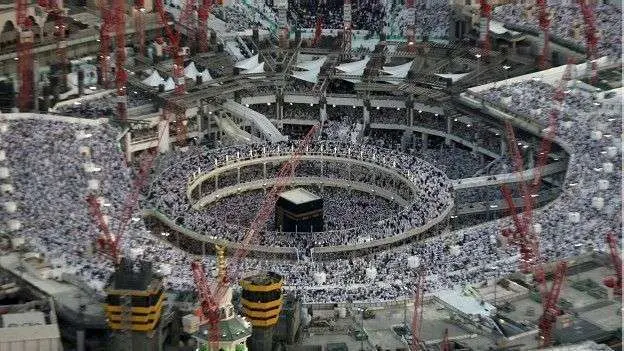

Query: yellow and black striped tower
left=240, top=272, right=284, bottom=351
left=104, top=258, right=165, bottom=351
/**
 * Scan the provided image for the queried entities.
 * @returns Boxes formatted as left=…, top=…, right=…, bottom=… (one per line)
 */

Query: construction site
left=0, top=0, right=621, bottom=350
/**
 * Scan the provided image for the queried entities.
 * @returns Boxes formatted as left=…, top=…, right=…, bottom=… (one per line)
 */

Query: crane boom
left=16, top=0, right=34, bottom=111
left=191, top=125, right=320, bottom=349
left=538, top=261, right=568, bottom=348
left=605, top=232, right=622, bottom=296
left=225, top=125, right=320, bottom=281
left=536, top=0, right=551, bottom=69
left=191, top=261, right=221, bottom=349
left=577, top=0, right=598, bottom=83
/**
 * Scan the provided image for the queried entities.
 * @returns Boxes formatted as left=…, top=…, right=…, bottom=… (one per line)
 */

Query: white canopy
left=184, top=61, right=200, bottom=79
left=235, top=54, right=260, bottom=69
left=336, top=56, right=370, bottom=73
left=291, top=69, right=319, bottom=84
left=489, top=20, right=520, bottom=36
left=435, top=72, right=470, bottom=82
left=242, top=62, right=265, bottom=75
left=163, top=77, right=175, bottom=91
left=295, top=56, right=327, bottom=71
left=382, top=61, right=413, bottom=78
left=142, top=70, right=165, bottom=87
left=200, top=69, right=213, bottom=82
left=337, top=67, right=365, bottom=83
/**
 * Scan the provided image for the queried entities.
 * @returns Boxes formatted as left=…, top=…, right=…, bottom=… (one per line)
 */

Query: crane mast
left=478, top=0, right=491, bottom=59
left=342, top=0, right=352, bottom=55
left=405, top=0, right=416, bottom=50
left=577, top=0, right=598, bottom=84
left=99, top=1, right=113, bottom=88
left=604, top=232, right=622, bottom=296
left=16, top=0, right=34, bottom=111
left=134, top=0, right=146, bottom=57
left=536, top=0, right=551, bottom=69
left=537, top=261, right=568, bottom=348
left=113, top=0, right=128, bottom=121
left=198, top=0, right=213, bottom=52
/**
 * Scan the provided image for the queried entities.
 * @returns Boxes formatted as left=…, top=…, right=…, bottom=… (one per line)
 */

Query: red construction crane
left=197, top=0, right=214, bottom=52
left=99, top=1, right=113, bottom=88
left=500, top=61, right=574, bottom=273
left=134, top=0, right=146, bottom=57
left=603, top=232, right=622, bottom=296
left=537, top=261, right=568, bottom=348
left=154, top=0, right=196, bottom=145
left=225, top=124, right=319, bottom=278
left=577, top=0, right=598, bottom=84
left=154, top=0, right=192, bottom=96
left=342, top=0, right=352, bottom=54
left=113, top=0, right=128, bottom=121
left=16, top=0, right=34, bottom=111
left=190, top=124, right=320, bottom=348
left=405, top=0, right=415, bottom=50
left=38, top=0, right=68, bottom=85
left=86, top=117, right=170, bottom=263
left=311, top=0, right=323, bottom=47
left=313, top=14, right=323, bottom=47
left=536, top=0, right=551, bottom=69
left=478, top=0, right=492, bottom=59
left=191, top=261, right=221, bottom=350
left=411, top=268, right=425, bottom=351
left=440, top=328, right=450, bottom=351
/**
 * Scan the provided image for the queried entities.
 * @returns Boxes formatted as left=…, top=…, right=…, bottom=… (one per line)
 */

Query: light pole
left=503, top=65, right=511, bottom=80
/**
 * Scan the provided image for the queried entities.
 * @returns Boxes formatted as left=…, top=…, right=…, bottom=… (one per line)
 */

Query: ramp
left=214, top=115, right=261, bottom=144
left=222, top=100, right=287, bottom=143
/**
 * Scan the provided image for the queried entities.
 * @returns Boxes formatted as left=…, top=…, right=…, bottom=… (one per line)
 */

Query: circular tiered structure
left=143, top=141, right=454, bottom=258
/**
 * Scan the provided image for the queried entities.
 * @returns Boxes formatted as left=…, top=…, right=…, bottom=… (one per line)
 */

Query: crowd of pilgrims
left=235, top=0, right=451, bottom=40
left=492, top=1, right=622, bottom=58
left=198, top=185, right=402, bottom=232
left=145, top=140, right=454, bottom=249
left=1, top=69, right=620, bottom=301
left=53, top=91, right=154, bottom=119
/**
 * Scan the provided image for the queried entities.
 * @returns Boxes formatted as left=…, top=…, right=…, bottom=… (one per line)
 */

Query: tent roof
left=163, top=77, right=175, bottom=91
left=242, top=62, right=265, bottom=75
left=291, top=69, right=319, bottom=84
left=142, top=70, right=165, bottom=87
left=435, top=72, right=470, bottom=82
left=382, top=61, right=413, bottom=78
left=336, top=56, right=370, bottom=73
left=295, top=57, right=327, bottom=71
left=184, top=61, right=200, bottom=79
left=235, top=54, right=259, bottom=69
left=200, top=69, right=213, bottom=82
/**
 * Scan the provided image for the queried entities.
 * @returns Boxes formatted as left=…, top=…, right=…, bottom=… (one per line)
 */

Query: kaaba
left=275, top=188, right=324, bottom=232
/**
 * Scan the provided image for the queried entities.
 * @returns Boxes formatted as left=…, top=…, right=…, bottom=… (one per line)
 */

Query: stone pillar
left=158, top=116, right=170, bottom=153
left=237, top=167, right=240, bottom=184
left=445, top=115, right=452, bottom=145
left=421, top=133, right=428, bottom=150
left=363, top=105, right=370, bottom=124
left=124, top=132, right=132, bottom=162
left=409, top=107, right=414, bottom=127
left=320, top=104, right=327, bottom=122
left=500, top=137, right=506, bottom=156
left=76, top=330, right=85, bottom=351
